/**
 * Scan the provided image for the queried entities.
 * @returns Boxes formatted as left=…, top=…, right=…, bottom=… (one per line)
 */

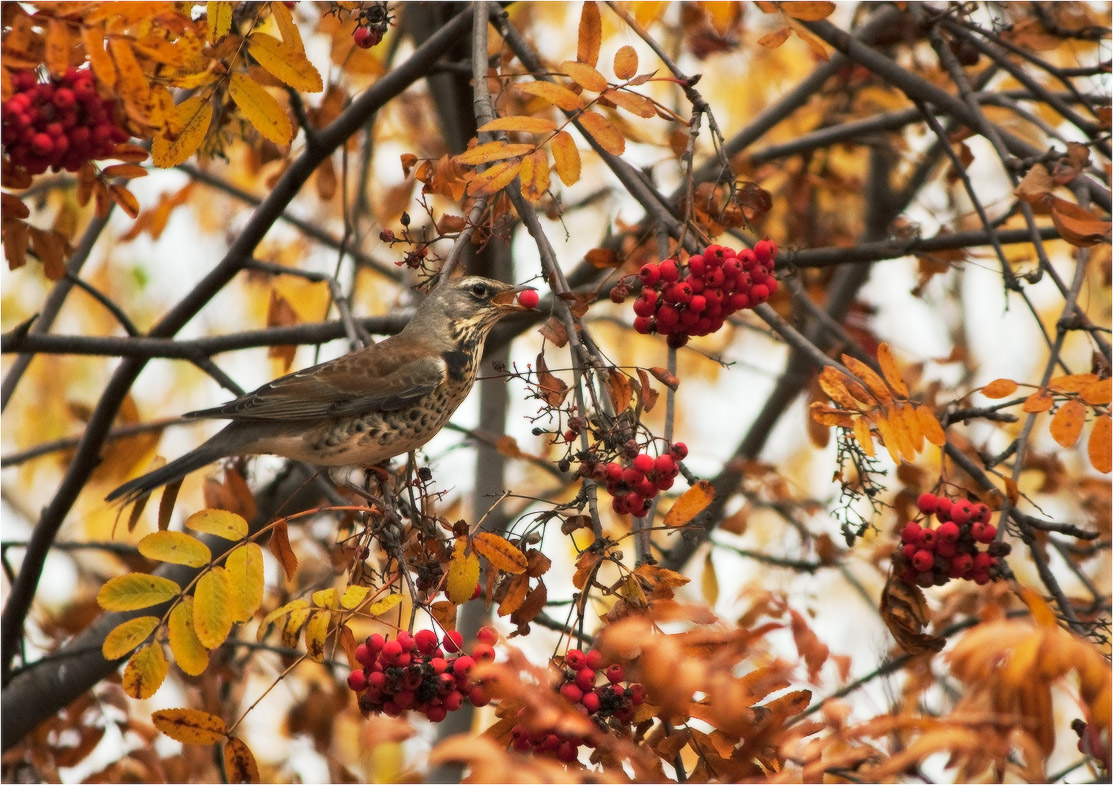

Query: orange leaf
left=108, top=184, right=139, bottom=219
left=606, top=368, right=633, bottom=411
left=809, top=402, right=854, bottom=428
left=876, top=343, right=909, bottom=398
left=81, top=23, right=116, bottom=88
left=152, top=708, right=228, bottom=745
left=207, top=1, right=233, bottom=42
left=516, top=80, right=584, bottom=112
left=101, top=163, right=149, bottom=179
left=123, top=642, right=168, bottom=699
left=663, top=481, right=714, bottom=527
left=223, top=738, right=260, bottom=784
left=1048, top=373, right=1099, bottom=393
left=465, top=159, right=522, bottom=197
left=151, top=95, right=213, bottom=168
left=897, top=402, right=924, bottom=457
left=477, top=116, right=557, bottom=135
left=496, top=573, right=530, bottom=617
left=1014, top=162, right=1054, bottom=204
left=584, top=247, right=619, bottom=268
left=108, top=38, right=149, bottom=113
left=228, top=72, right=292, bottom=145
left=818, top=367, right=865, bottom=410
left=1049, top=399, right=1087, bottom=447
left=842, top=355, right=893, bottom=404
left=915, top=404, right=946, bottom=446
left=579, top=110, right=625, bottom=155
left=45, top=19, right=72, bottom=79
left=1088, top=415, right=1111, bottom=473
left=852, top=415, right=875, bottom=457
left=757, top=27, right=791, bottom=48
left=138, top=530, right=211, bottom=568
left=779, top=1, right=836, bottom=20
left=613, top=45, right=638, bottom=79
left=269, top=0, right=305, bottom=53
left=550, top=130, right=581, bottom=186
left=473, top=532, right=528, bottom=574
left=455, top=141, right=535, bottom=166
left=1022, top=388, right=1054, bottom=413
left=447, top=540, right=480, bottom=605
left=518, top=149, right=550, bottom=202
left=873, top=412, right=902, bottom=463
left=982, top=378, right=1019, bottom=398
left=1049, top=197, right=1111, bottom=247
left=1081, top=378, right=1112, bottom=406
left=576, top=1, right=601, bottom=67
left=560, top=60, right=608, bottom=92
left=268, top=520, right=298, bottom=580
left=603, top=88, right=657, bottom=118
left=884, top=405, right=918, bottom=462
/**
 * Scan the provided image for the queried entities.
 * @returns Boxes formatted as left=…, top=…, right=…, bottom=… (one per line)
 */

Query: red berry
left=580, top=690, right=601, bottom=713
left=585, top=649, right=604, bottom=671
left=355, top=643, right=376, bottom=667
left=654, top=474, right=675, bottom=491
left=654, top=454, right=677, bottom=476
left=658, top=259, right=679, bottom=282
left=937, top=521, right=960, bottom=543
left=353, top=25, right=380, bottom=48
left=425, top=705, right=448, bottom=722
left=689, top=294, right=707, bottom=312
left=635, top=477, right=657, bottom=498
left=936, top=541, right=957, bottom=559
left=972, top=522, right=997, bottom=544
left=473, top=643, right=495, bottom=662
left=632, top=453, right=655, bottom=474
left=564, top=649, right=586, bottom=670
left=452, top=655, right=475, bottom=679
left=639, top=263, right=660, bottom=286
left=916, top=493, right=938, bottom=514
left=900, top=522, right=922, bottom=544
left=950, top=500, right=974, bottom=525
left=754, top=239, right=778, bottom=264
left=919, top=529, right=937, bottom=549
left=396, top=630, right=414, bottom=651
left=687, top=255, right=706, bottom=276
left=468, top=684, right=490, bottom=706
left=575, top=667, right=596, bottom=691
left=347, top=670, right=367, bottom=691
left=972, top=503, right=991, bottom=523
left=934, top=497, right=953, bottom=521
left=633, top=315, right=652, bottom=334
left=557, top=741, right=579, bottom=762
left=670, top=442, right=688, bottom=460
left=516, top=289, right=539, bottom=309
left=632, top=296, right=656, bottom=318
left=443, top=630, right=464, bottom=653
left=911, top=549, right=934, bottom=572
left=559, top=682, right=584, bottom=704
left=381, top=639, right=403, bottom=663
left=605, top=664, right=625, bottom=683
left=609, top=285, right=627, bottom=304
left=750, top=284, right=770, bottom=303
left=30, top=133, right=54, bottom=156
left=477, top=625, right=498, bottom=646
left=901, top=543, right=918, bottom=559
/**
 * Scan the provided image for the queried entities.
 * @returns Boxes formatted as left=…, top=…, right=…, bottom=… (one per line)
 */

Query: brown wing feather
left=187, top=336, right=447, bottom=421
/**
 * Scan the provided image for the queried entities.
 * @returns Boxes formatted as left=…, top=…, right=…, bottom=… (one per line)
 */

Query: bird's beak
left=492, top=285, right=538, bottom=310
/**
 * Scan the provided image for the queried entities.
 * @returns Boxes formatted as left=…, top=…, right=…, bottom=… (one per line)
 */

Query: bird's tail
left=106, top=441, right=228, bottom=506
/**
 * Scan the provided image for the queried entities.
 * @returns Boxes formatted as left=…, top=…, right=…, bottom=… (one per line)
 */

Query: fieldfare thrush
left=107, top=276, right=534, bottom=505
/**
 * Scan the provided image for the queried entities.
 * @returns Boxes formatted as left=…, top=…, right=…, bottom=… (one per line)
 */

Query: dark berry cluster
left=627, top=241, right=779, bottom=347
left=509, top=648, right=645, bottom=762
left=346, top=626, right=496, bottom=722
left=2, top=69, right=128, bottom=175
left=586, top=442, right=686, bottom=517
left=895, top=492, right=1011, bottom=588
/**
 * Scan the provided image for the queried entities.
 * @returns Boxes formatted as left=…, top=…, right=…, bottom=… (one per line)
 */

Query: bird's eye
left=470, top=282, right=488, bottom=297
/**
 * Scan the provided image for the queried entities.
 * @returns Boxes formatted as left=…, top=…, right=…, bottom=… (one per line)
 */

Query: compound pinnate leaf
left=138, top=530, right=211, bottom=568
left=103, top=615, right=160, bottom=660
left=123, top=642, right=168, bottom=699
left=169, top=597, right=210, bottom=677
left=152, top=708, right=228, bottom=745
left=98, top=573, right=181, bottom=611
left=193, top=567, right=233, bottom=650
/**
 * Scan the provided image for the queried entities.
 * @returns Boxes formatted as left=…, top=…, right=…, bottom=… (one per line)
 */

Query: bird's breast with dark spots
left=442, top=349, right=470, bottom=382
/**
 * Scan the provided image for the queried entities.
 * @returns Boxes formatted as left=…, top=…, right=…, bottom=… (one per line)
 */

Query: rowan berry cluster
left=627, top=241, right=779, bottom=347
left=509, top=648, right=645, bottom=762
left=346, top=626, right=496, bottom=722
left=585, top=442, right=687, bottom=517
left=2, top=68, right=128, bottom=176
left=895, top=492, right=1010, bottom=588
left=352, top=1, right=393, bottom=48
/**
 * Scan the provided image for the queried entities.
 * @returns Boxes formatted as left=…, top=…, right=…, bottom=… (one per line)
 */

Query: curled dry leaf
left=880, top=575, right=945, bottom=655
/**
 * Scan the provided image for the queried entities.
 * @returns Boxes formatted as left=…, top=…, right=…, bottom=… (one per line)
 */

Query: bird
left=107, top=276, right=535, bottom=505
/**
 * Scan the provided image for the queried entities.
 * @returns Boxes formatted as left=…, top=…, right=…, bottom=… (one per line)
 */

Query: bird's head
left=408, top=276, right=536, bottom=347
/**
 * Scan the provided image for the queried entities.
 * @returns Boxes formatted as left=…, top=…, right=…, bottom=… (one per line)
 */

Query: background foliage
left=1, top=2, right=1110, bottom=782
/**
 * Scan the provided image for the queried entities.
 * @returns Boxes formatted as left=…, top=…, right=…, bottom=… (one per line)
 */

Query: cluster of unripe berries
left=584, top=442, right=687, bottom=517
left=2, top=68, right=128, bottom=175
left=346, top=626, right=496, bottom=722
left=895, top=492, right=1010, bottom=588
left=618, top=241, right=779, bottom=347
left=509, top=647, right=644, bottom=762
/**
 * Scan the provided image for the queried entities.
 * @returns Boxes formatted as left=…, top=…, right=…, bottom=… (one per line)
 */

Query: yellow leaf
left=1049, top=399, right=1087, bottom=448
left=138, top=530, right=211, bottom=568
left=473, top=532, right=528, bottom=574
left=169, top=597, right=210, bottom=676
left=464, top=159, right=521, bottom=197
left=873, top=413, right=902, bottom=463
left=560, top=60, right=608, bottom=92
left=152, top=708, right=228, bottom=745
left=312, top=588, right=339, bottom=609
left=225, top=543, right=264, bottom=624
left=193, top=567, right=233, bottom=649
left=779, top=1, right=836, bottom=20
left=1022, top=388, right=1054, bottom=413
left=852, top=415, right=875, bottom=457
left=108, top=38, right=149, bottom=114
left=842, top=355, right=893, bottom=404
left=151, top=95, right=213, bottom=168
left=207, top=1, right=232, bottom=42
left=613, top=45, right=638, bottom=80
left=579, top=110, right=625, bottom=155
left=518, top=149, right=550, bottom=202
left=123, top=642, right=168, bottom=699
left=476, top=116, right=557, bottom=134
left=701, top=552, right=719, bottom=607
left=81, top=23, right=116, bottom=88
left=103, top=615, right=160, bottom=660
left=876, top=343, right=909, bottom=398
left=367, top=593, right=404, bottom=616
left=663, top=481, right=715, bottom=527
left=577, top=1, right=601, bottom=66
left=1081, top=378, right=1112, bottom=406
left=224, top=738, right=260, bottom=784
left=899, top=402, right=924, bottom=456
left=247, top=32, right=323, bottom=92
left=269, top=0, right=305, bottom=53
left=1088, top=415, right=1111, bottom=473
left=603, top=88, right=657, bottom=119
left=45, top=19, right=72, bottom=79
left=516, top=80, right=584, bottom=112
left=446, top=540, right=481, bottom=604
left=982, top=378, right=1019, bottom=398
left=98, top=573, right=181, bottom=611
left=185, top=509, right=247, bottom=541
left=258, top=599, right=307, bottom=641
left=340, top=585, right=371, bottom=610
left=454, top=141, right=535, bottom=166
left=915, top=404, right=946, bottom=447
left=228, top=72, right=293, bottom=145
left=305, top=610, right=330, bottom=662
left=281, top=602, right=311, bottom=648
left=550, top=130, right=581, bottom=186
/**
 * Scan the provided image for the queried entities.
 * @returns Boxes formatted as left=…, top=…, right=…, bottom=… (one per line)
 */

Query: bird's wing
left=187, top=340, right=446, bottom=421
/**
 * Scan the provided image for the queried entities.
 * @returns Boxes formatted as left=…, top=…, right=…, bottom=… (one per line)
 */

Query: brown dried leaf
left=535, top=353, right=569, bottom=406
left=648, top=366, right=680, bottom=390
left=473, top=532, right=528, bottom=575
left=606, top=368, right=633, bottom=411
left=584, top=247, right=619, bottom=268
left=223, top=738, right=259, bottom=784
left=780, top=1, right=836, bottom=20
left=268, top=520, right=298, bottom=581
left=1049, top=197, right=1111, bottom=247
left=880, top=575, right=945, bottom=654
left=1014, top=162, right=1055, bottom=204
